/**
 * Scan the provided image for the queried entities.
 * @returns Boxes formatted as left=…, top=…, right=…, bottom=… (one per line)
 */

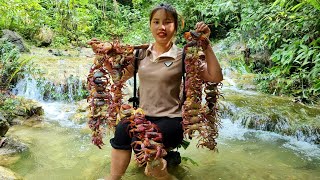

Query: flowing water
left=5, top=74, right=320, bottom=180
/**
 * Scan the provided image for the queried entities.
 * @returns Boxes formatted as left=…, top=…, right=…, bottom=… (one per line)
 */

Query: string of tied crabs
left=122, top=106, right=167, bottom=167
left=87, top=38, right=137, bottom=148
left=86, top=39, right=167, bottom=167
left=182, top=31, right=222, bottom=151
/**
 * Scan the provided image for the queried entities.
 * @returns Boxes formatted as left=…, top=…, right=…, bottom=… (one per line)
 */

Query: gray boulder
left=0, top=30, right=29, bottom=52
left=0, top=137, right=28, bottom=155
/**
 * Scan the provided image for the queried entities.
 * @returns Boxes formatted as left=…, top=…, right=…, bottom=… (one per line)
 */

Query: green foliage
left=0, top=0, right=242, bottom=46
left=224, top=0, right=320, bottom=103
left=228, top=55, right=251, bottom=74
left=0, top=41, right=32, bottom=90
left=0, top=0, right=50, bottom=39
left=164, top=0, right=241, bottom=44
left=226, top=0, right=319, bottom=55
left=0, top=97, right=20, bottom=112
left=0, top=0, right=153, bottom=46
left=274, top=0, right=320, bottom=11
left=177, top=139, right=190, bottom=150
left=0, top=41, right=43, bottom=93
left=255, top=39, right=320, bottom=103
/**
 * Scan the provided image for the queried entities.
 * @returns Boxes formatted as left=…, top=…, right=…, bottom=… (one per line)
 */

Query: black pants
left=110, top=116, right=183, bottom=150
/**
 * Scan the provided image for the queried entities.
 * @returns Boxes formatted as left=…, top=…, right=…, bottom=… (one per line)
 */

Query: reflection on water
left=7, top=116, right=320, bottom=180
left=8, top=125, right=110, bottom=180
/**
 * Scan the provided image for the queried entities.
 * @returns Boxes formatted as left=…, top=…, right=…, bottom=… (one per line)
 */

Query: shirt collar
left=146, top=43, right=178, bottom=61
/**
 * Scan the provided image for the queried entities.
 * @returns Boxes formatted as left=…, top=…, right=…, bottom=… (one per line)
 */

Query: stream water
left=6, top=76, right=320, bottom=180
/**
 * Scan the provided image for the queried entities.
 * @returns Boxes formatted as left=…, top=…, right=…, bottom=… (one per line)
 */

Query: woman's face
left=150, top=9, right=176, bottom=45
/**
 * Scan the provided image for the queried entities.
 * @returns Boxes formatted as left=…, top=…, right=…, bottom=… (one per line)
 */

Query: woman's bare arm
left=195, top=21, right=223, bottom=83
left=199, top=45, right=223, bottom=83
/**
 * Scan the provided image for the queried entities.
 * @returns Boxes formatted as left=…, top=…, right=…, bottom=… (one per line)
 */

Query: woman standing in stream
left=106, top=3, right=223, bottom=180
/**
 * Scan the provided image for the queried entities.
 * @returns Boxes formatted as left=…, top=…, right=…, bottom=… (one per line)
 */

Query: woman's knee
left=110, top=121, right=133, bottom=150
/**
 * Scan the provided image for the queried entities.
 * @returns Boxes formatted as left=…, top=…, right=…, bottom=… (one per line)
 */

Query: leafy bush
left=0, top=0, right=243, bottom=46
left=0, top=41, right=31, bottom=90
left=255, top=39, right=320, bottom=103
left=224, top=0, right=320, bottom=103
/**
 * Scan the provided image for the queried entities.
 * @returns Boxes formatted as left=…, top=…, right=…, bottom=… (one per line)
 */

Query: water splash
left=40, top=102, right=85, bottom=128
left=222, top=75, right=257, bottom=95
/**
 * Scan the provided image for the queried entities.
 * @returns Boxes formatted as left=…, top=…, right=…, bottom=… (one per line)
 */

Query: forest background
left=0, top=0, right=319, bottom=104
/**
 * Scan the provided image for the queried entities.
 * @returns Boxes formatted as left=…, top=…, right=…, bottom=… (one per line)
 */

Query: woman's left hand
left=195, top=22, right=211, bottom=50
left=195, top=21, right=211, bottom=38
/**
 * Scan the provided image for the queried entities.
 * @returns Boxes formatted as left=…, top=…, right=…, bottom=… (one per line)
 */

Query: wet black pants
left=110, top=116, right=184, bottom=150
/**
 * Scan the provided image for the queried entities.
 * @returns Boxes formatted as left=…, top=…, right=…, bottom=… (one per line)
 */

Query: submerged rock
left=0, top=137, right=28, bottom=156
left=21, top=115, right=44, bottom=127
left=0, top=166, right=23, bottom=180
left=70, top=100, right=89, bottom=124
left=0, top=137, right=26, bottom=168
left=70, top=112, right=88, bottom=124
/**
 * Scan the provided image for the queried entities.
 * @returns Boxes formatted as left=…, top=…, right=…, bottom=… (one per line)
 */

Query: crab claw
left=160, top=158, right=167, bottom=170
left=190, top=30, right=201, bottom=39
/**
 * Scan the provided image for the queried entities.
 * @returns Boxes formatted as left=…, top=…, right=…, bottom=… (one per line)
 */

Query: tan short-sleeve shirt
left=138, top=44, right=183, bottom=117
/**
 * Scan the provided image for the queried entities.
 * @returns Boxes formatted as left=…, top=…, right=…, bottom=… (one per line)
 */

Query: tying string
left=128, top=49, right=141, bottom=108
left=182, top=47, right=186, bottom=103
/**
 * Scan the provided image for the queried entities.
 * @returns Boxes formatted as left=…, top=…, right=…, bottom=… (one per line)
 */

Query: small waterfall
left=222, top=72, right=257, bottom=95
left=295, top=126, right=320, bottom=144
left=12, top=74, right=87, bottom=128
left=77, top=77, right=83, bottom=100
left=12, top=74, right=87, bottom=102
left=67, top=76, right=74, bottom=102
left=13, top=74, right=44, bottom=100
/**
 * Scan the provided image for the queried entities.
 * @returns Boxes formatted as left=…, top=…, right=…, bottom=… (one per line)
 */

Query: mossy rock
left=0, top=29, right=29, bottom=52
left=22, top=116, right=44, bottom=127
left=1, top=97, right=44, bottom=125
left=34, top=26, right=53, bottom=47
left=6, top=97, right=44, bottom=118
